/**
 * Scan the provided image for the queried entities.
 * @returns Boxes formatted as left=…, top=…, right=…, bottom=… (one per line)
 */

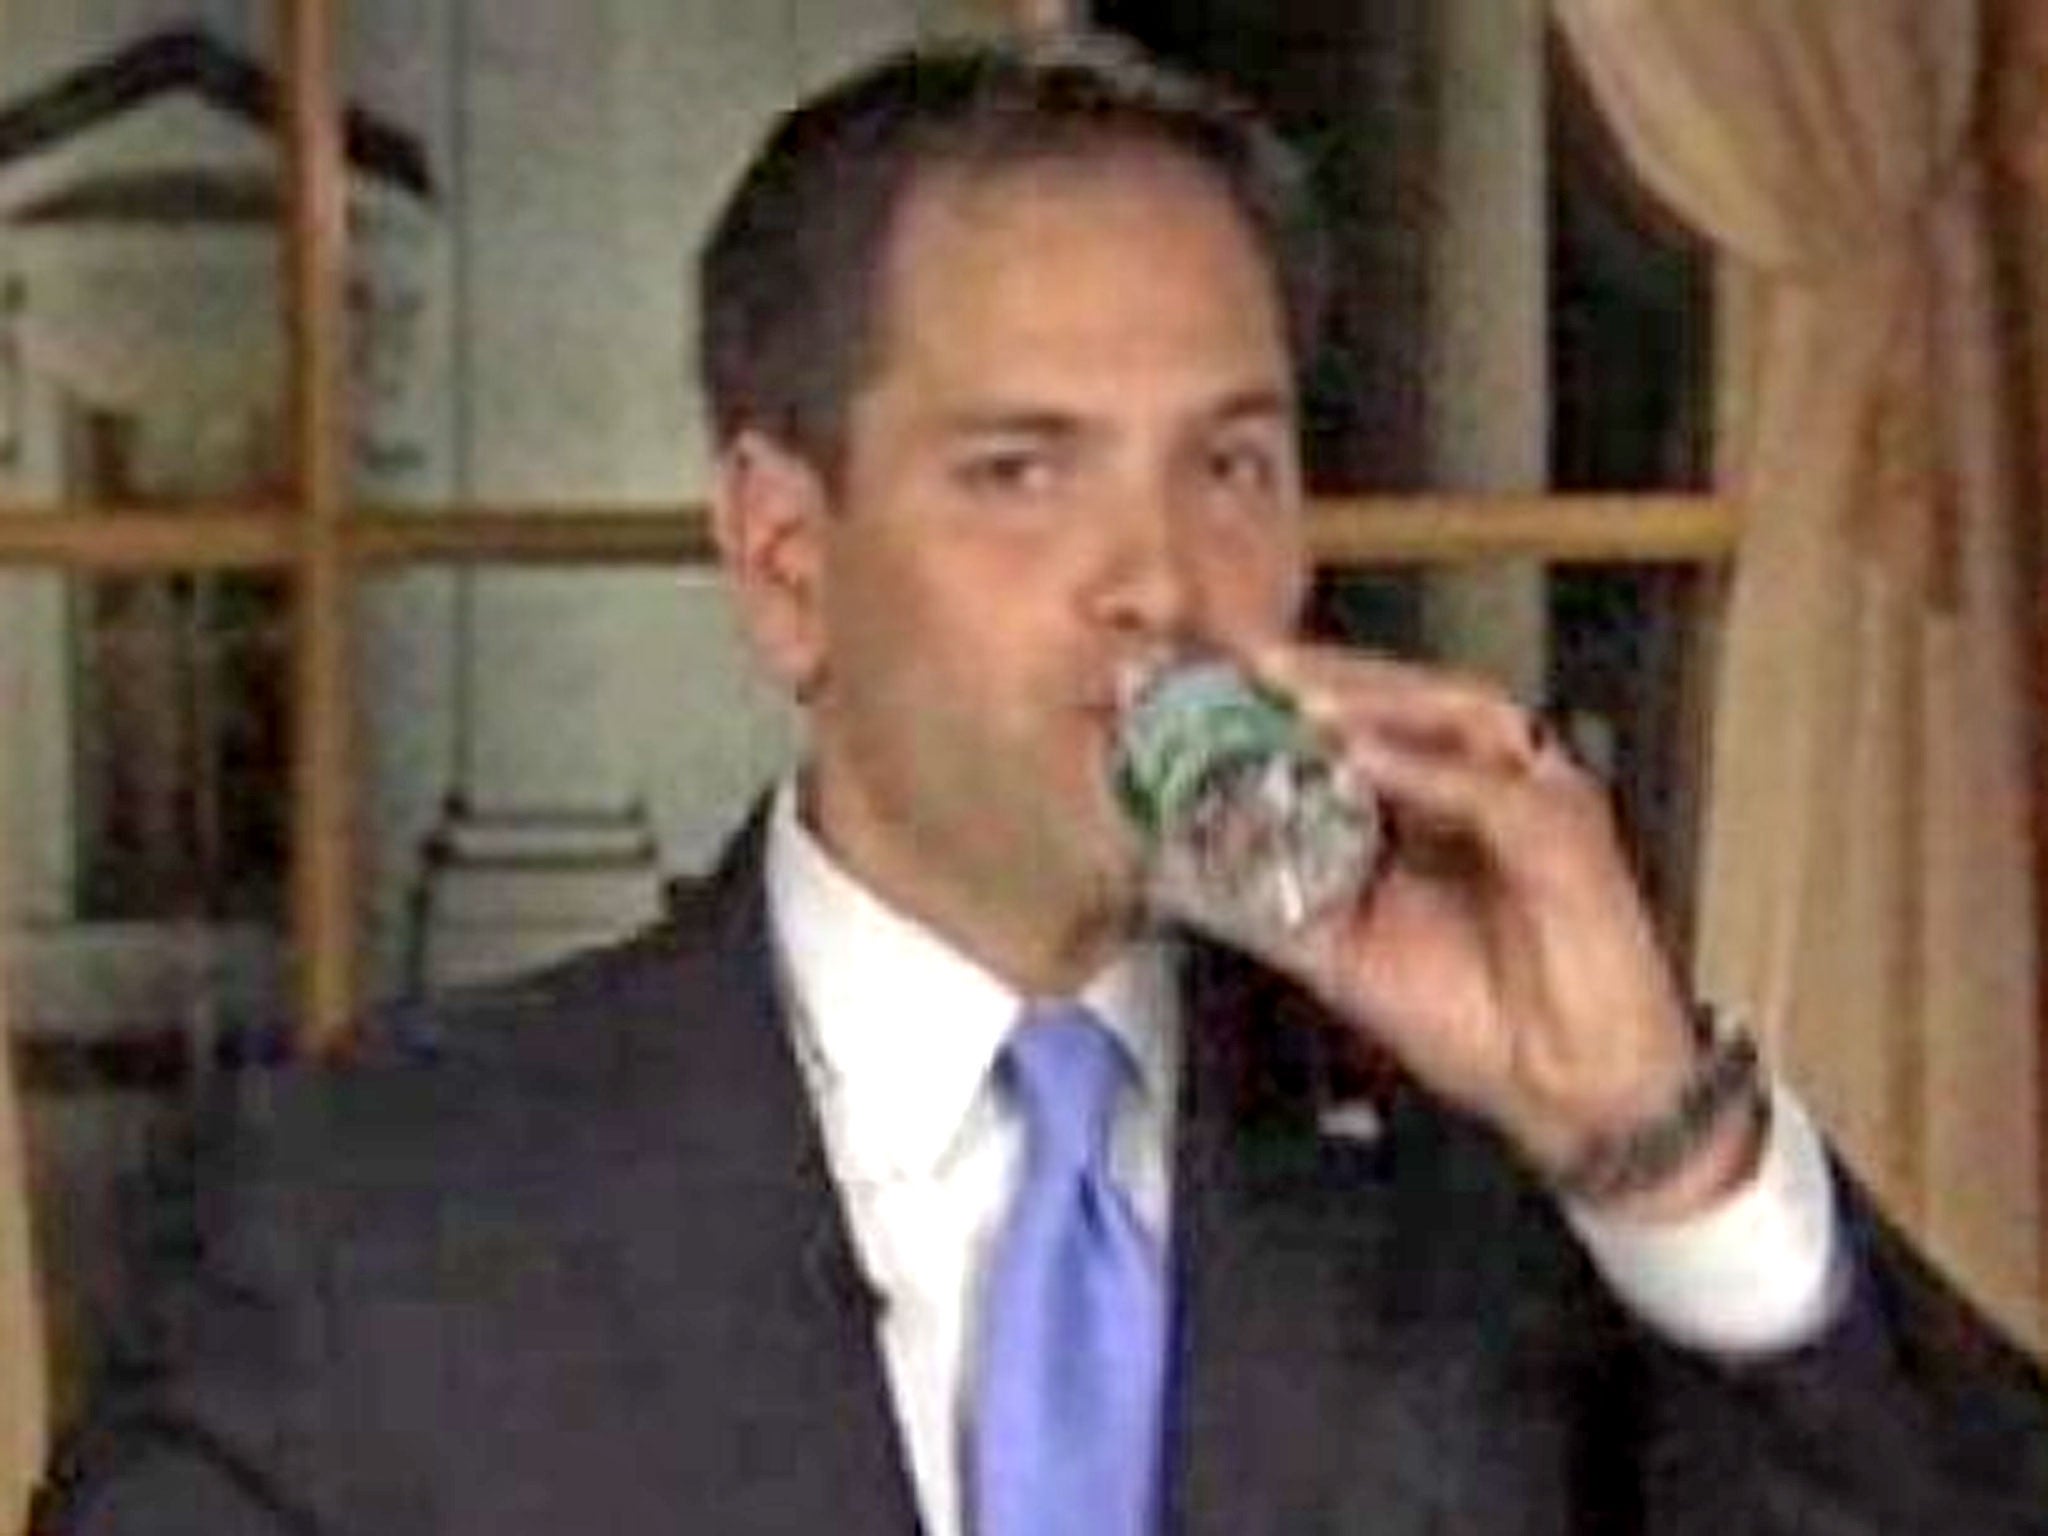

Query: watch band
left=1549, top=1019, right=1766, bottom=1205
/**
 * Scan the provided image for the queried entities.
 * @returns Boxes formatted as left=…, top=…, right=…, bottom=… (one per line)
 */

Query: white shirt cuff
left=1565, top=1081, right=1848, bottom=1357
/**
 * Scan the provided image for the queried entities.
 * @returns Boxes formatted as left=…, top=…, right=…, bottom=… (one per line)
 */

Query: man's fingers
left=1341, top=732, right=1519, bottom=843
left=1250, top=641, right=1545, bottom=776
left=1341, top=722, right=1615, bottom=890
left=1237, top=639, right=1618, bottom=893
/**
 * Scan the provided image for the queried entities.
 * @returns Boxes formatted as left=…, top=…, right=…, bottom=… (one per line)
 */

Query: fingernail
left=1293, top=685, right=1345, bottom=730
left=1245, top=637, right=1294, bottom=684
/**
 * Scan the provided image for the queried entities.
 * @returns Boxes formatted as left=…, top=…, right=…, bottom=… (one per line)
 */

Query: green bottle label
left=1114, top=660, right=1310, bottom=840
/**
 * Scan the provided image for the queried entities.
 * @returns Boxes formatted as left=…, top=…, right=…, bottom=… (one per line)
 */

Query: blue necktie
left=972, top=1004, right=1168, bottom=1536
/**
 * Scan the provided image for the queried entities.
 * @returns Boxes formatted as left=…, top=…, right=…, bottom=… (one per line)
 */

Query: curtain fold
left=1553, top=0, right=2041, bottom=1349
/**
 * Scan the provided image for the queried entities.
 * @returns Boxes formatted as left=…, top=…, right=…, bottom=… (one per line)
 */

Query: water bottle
left=1112, top=649, right=1382, bottom=948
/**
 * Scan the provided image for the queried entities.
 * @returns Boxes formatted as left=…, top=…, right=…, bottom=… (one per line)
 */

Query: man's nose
left=1082, top=476, right=1201, bottom=638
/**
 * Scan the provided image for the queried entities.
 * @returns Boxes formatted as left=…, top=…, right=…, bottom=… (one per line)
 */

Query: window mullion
left=282, top=0, right=357, bottom=1056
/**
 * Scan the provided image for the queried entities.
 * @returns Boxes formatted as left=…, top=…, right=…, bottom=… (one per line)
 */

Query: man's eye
left=957, top=449, right=1058, bottom=497
left=1205, top=443, right=1282, bottom=496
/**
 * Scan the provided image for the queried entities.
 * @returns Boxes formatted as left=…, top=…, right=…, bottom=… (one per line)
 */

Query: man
left=35, top=32, right=2048, bottom=1536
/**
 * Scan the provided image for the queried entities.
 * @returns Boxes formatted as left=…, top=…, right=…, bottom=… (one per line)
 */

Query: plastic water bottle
left=1112, top=649, right=1382, bottom=947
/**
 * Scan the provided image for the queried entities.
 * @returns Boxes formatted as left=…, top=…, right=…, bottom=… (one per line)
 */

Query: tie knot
left=1002, top=1005, right=1134, bottom=1173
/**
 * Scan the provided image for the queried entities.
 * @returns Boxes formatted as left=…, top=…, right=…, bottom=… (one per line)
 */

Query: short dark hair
left=697, top=31, right=1327, bottom=474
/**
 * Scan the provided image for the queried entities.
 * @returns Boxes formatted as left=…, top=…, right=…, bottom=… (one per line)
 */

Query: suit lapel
left=596, top=818, right=926, bottom=1536
left=1163, top=945, right=1418, bottom=1536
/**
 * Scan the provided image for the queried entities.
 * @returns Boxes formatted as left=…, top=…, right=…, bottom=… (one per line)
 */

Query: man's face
left=724, top=151, right=1309, bottom=988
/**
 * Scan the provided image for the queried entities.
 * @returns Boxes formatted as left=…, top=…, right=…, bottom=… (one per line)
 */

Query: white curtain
left=1553, top=0, right=2041, bottom=1348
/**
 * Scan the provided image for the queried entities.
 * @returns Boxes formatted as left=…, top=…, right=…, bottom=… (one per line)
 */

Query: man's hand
left=1247, top=643, right=1760, bottom=1220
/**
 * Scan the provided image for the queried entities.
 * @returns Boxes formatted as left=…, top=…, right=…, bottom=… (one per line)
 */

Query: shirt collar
left=762, top=780, right=1176, bottom=1181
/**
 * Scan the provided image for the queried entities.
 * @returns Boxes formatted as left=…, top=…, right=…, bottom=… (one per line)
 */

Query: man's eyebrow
left=936, top=390, right=1295, bottom=438
left=937, top=408, right=1089, bottom=438
left=1208, top=387, right=1295, bottom=426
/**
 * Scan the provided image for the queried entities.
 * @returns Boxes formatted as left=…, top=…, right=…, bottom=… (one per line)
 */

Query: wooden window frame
left=0, top=0, right=1741, bottom=1052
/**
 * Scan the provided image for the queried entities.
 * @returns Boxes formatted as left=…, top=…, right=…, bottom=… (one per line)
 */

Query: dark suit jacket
left=32, top=817, right=2048, bottom=1534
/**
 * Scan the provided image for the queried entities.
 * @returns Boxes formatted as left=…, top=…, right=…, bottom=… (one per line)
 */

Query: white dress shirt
left=761, top=786, right=1842, bottom=1536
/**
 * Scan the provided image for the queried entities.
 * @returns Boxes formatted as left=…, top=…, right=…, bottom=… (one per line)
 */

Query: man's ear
left=711, top=430, right=832, bottom=700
